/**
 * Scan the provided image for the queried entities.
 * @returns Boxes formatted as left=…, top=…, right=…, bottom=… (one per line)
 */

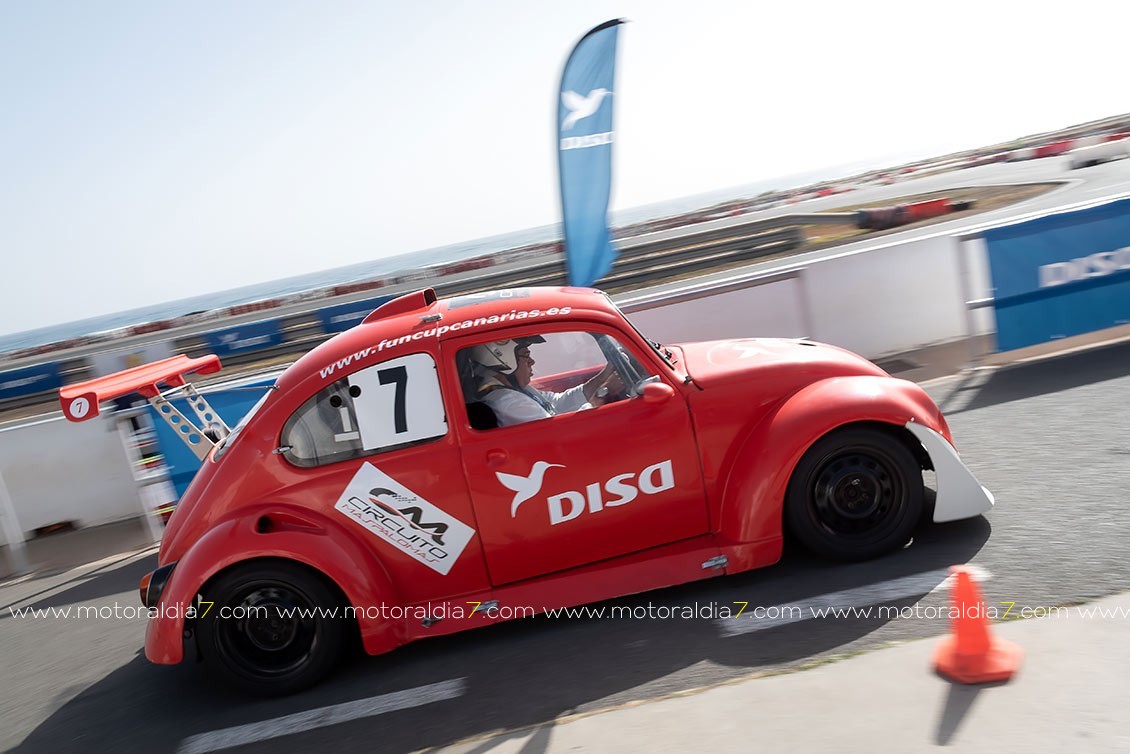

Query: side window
left=281, top=353, right=447, bottom=467
left=457, top=331, right=651, bottom=430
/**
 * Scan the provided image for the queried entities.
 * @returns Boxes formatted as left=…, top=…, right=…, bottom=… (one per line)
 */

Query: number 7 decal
left=377, top=365, right=408, bottom=434
left=347, top=353, right=446, bottom=451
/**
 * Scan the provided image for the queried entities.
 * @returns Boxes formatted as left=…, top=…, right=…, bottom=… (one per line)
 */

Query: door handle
left=485, top=448, right=509, bottom=468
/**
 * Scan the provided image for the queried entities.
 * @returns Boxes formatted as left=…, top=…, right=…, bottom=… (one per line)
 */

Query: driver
left=468, top=336, right=622, bottom=427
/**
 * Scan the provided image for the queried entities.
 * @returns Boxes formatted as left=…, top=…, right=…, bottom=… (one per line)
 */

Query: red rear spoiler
left=59, top=354, right=222, bottom=422
left=59, top=354, right=228, bottom=461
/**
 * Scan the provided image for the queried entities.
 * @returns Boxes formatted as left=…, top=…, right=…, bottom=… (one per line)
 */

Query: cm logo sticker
left=335, top=463, right=475, bottom=575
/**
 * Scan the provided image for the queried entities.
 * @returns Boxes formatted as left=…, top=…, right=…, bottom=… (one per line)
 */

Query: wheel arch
left=145, top=504, right=405, bottom=665
left=716, top=375, right=943, bottom=563
left=195, top=555, right=361, bottom=655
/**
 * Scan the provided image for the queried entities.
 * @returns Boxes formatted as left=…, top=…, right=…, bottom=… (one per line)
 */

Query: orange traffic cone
left=933, top=565, right=1023, bottom=684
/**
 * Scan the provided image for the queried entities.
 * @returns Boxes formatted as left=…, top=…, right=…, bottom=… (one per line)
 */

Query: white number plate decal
left=348, top=353, right=446, bottom=451
left=335, top=462, right=475, bottom=575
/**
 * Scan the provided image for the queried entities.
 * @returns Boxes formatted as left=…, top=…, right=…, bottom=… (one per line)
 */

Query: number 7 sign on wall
left=347, top=353, right=447, bottom=451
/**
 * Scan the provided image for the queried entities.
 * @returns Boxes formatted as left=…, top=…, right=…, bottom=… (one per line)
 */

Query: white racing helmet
left=470, top=340, right=519, bottom=372
left=469, top=336, right=545, bottom=373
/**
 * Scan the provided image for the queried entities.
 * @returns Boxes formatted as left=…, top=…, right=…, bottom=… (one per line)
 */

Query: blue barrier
left=205, top=319, right=283, bottom=356
left=0, top=363, right=62, bottom=401
left=983, top=198, right=1130, bottom=352
left=148, top=381, right=274, bottom=498
left=317, top=296, right=392, bottom=333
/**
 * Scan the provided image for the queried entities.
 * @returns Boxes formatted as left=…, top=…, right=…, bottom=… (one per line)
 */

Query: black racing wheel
left=196, top=560, right=347, bottom=695
left=785, top=427, right=924, bottom=561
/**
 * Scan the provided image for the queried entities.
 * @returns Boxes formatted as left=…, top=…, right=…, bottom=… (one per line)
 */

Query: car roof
left=275, top=286, right=617, bottom=394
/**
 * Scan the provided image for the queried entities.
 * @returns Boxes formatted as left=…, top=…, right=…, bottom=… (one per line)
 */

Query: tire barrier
left=227, top=299, right=282, bottom=317
left=905, top=198, right=952, bottom=222
left=849, top=197, right=976, bottom=230
left=331, top=280, right=387, bottom=297
left=1033, top=140, right=1073, bottom=159
left=855, top=205, right=909, bottom=230
left=855, top=198, right=973, bottom=231
left=1006, top=132, right=1128, bottom=163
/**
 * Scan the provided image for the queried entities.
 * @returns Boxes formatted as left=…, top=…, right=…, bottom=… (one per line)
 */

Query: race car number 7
left=377, top=365, right=408, bottom=434
left=347, top=353, right=447, bottom=451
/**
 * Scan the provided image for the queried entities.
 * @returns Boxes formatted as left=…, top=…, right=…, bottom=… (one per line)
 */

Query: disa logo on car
left=501, top=460, right=675, bottom=525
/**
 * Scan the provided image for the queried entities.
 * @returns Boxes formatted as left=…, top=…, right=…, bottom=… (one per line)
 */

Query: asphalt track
left=2, top=157, right=1130, bottom=753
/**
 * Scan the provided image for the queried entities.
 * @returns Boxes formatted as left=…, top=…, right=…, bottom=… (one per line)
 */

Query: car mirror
left=640, top=381, right=675, bottom=404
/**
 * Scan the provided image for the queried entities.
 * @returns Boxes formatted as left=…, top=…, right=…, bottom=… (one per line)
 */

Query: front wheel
left=785, top=427, right=924, bottom=561
left=196, top=561, right=347, bottom=695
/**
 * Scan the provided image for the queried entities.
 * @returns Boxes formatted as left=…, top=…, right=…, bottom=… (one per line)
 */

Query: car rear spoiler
left=59, top=354, right=230, bottom=461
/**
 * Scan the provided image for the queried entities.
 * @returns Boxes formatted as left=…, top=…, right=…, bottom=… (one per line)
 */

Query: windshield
left=212, top=388, right=273, bottom=461
left=603, top=294, right=678, bottom=369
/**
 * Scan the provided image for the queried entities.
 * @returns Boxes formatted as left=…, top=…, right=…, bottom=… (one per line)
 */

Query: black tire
left=196, top=560, right=346, bottom=696
left=785, top=427, right=924, bottom=561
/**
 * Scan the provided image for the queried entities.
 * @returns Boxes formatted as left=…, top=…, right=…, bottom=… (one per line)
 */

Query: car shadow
left=14, top=517, right=989, bottom=754
left=936, top=338, right=1130, bottom=415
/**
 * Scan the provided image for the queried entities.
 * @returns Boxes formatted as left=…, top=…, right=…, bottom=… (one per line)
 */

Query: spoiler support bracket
left=59, top=354, right=227, bottom=461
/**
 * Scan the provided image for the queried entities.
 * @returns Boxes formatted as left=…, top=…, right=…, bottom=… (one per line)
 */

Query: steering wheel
left=596, top=336, right=649, bottom=400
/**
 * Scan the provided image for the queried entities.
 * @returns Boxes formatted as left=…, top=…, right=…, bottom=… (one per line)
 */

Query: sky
left=2, top=0, right=1129, bottom=337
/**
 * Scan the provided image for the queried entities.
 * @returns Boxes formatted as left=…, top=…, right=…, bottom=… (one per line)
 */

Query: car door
left=450, top=328, right=709, bottom=586
left=276, top=351, right=490, bottom=603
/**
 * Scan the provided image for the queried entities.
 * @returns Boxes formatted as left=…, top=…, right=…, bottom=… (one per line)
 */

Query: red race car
left=60, top=286, right=992, bottom=694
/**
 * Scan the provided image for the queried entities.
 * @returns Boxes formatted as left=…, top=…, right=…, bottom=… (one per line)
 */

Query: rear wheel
left=196, top=561, right=346, bottom=695
left=785, top=427, right=923, bottom=561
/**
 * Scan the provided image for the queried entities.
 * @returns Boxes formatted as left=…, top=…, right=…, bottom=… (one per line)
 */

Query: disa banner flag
left=557, top=19, right=623, bottom=287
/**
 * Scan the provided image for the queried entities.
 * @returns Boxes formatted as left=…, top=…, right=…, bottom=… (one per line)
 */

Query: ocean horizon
left=0, top=160, right=891, bottom=355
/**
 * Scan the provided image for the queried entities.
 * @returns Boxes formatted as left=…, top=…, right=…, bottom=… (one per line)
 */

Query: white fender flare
left=905, top=421, right=994, bottom=523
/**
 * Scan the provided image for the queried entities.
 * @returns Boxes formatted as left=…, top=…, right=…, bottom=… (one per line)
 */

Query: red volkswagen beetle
left=60, top=286, right=992, bottom=694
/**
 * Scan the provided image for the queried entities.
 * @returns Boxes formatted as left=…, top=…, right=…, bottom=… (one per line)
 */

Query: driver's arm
left=581, top=363, right=623, bottom=405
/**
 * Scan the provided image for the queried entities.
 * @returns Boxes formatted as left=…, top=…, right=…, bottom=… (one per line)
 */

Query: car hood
left=677, top=338, right=888, bottom=387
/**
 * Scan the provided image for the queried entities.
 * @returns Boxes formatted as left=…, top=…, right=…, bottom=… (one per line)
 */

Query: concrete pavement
left=0, top=517, right=156, bottom=583
left=437, top=591, right=1130, bottom=753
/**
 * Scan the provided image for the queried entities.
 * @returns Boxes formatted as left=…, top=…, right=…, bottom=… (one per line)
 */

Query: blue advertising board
left=317, top=296, right=392, bottom=334
left=148, top=381, right=273, bottom=497
left=0, top=362, right=62, bottom=401
left=983, top=197, right=1130, bottom=352
left=205, top=319, right=283, bottom=356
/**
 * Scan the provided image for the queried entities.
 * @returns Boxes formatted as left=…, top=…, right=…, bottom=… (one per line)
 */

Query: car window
left=280, top=353, right=447, bottom=467
left=457, top=331, right=650, bottom=430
